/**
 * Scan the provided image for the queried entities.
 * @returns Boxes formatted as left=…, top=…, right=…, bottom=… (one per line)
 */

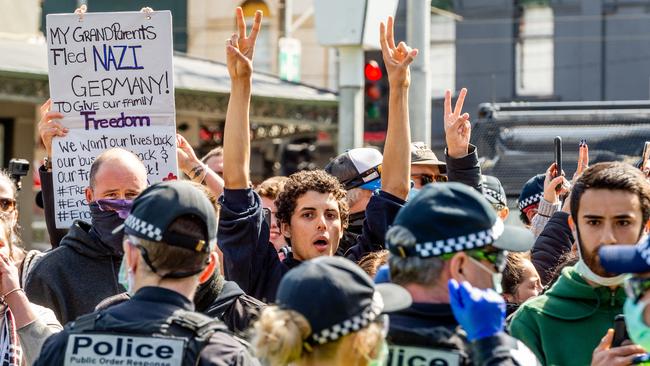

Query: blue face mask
left=624, top=298, right=650, bottom=350
left=89, top=199, right=134, bottom=255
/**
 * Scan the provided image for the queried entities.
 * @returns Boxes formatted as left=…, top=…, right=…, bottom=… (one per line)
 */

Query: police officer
left=384, top=182, right=538, bottom=365
left=35, top=180, right=260, bottom=366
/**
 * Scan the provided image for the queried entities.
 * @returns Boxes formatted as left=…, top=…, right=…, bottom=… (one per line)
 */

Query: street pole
left=282, top=0, right=292, bottom=37
left=337, top=46, right=364, bottom=154
left=407, top=0, right=432, bottom=145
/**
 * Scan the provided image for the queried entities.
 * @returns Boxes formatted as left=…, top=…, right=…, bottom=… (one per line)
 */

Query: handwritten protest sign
left=46, top=10, right=178, bottom=228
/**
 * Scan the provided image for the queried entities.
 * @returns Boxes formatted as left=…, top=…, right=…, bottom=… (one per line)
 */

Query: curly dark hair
left=275, top=170, right=349, bottom=229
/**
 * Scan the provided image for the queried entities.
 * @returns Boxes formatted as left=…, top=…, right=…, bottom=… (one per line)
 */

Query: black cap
left=386, top=182, right=533, bottom=258
left=324, top=148, right=382, bottom=191
left=518, top=174, right=545, bottom=212
left=117, top=180, right=217, bottom=253
left=482, top=175, right=507, bottom=207
left=276, top=256, right=411, bottom=346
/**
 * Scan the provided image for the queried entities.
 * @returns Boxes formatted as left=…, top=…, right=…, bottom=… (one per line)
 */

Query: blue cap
left=599, top=238, right=650, bottom=274
left=359, top=178, right=381, bottom=191
left=518, top=174, right=545, bottom=212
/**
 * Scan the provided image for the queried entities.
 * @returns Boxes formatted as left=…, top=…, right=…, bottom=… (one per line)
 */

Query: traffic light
left=364, top=52, right=389, bottom=141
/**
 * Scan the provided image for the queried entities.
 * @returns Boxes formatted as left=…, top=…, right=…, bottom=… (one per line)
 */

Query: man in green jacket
left=509, top=162, right=650, bottom=365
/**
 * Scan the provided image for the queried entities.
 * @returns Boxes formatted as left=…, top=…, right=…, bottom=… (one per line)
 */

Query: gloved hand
left=448, top=279, right=506, bottom=341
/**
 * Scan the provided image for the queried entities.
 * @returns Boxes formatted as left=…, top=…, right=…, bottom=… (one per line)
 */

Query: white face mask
left=468, top=256, right=503, bottom=294
left=574, top=244, right=627, bottom=287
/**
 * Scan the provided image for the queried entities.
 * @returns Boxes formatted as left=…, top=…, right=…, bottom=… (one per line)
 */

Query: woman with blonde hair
left=252, top=256, right=411, bottom=365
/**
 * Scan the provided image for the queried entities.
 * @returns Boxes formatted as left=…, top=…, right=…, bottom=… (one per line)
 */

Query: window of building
left=430, top=14, right=456, bottom=98
left=516, top=5, right=554, bottom=96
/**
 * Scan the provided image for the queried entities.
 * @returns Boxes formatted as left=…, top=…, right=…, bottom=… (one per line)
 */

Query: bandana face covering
left=89, top=199, right=133, bottom=255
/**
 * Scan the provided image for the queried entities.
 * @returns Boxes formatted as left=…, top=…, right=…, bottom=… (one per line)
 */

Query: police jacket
left=35, top=287, right=260, bottom=366
left=218, top=188, right=404, bottom=302
left=387, top=302, right=539, bottom=366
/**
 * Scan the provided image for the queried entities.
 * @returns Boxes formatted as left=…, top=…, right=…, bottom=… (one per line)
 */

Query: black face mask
left=89, top=201, right=131, bottom=256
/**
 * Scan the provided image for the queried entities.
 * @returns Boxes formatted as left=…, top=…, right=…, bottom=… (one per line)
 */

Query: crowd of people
left=0, top=7, right=647, bottom=366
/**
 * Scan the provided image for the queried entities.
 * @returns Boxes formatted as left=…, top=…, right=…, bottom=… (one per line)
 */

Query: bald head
left=86, top=148, right=148, bottom=202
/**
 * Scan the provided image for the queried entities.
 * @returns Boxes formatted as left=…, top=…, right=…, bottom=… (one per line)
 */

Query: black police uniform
left=388, top=303, right=537, bottom=366
left=35, top=287, right=260, bottom=366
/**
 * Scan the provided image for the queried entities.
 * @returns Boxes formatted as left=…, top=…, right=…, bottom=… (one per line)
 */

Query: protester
left=36, top=99, right=69, bottom=248
left=255, top=176, right=289, bottom=258
left=0, top=219, right=62, bottom=365
left=217, top=14, right=413, bottom=302
left=0, top=171, right=43, bottom=286
left=325, top=147, right=383, bottom=255
left=501, top=252, right=543, bottom=316
left=35, top=179, right=259, bottom=365
left=202, top=146, right=224, bottom=176
left=481, top=174, right=509, bottom=220
left=385, top=182, right=537, bottom=364
left=410, top=141, right=447, bottom=189
left=26, top=148, right=148, bottom=324
left=252, top=256, right=411, bottom=366
left=509, top=162, right=650, bottom=365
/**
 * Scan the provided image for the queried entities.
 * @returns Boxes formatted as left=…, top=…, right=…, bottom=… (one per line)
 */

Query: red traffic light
left=364, top=60, right=382, bottom=82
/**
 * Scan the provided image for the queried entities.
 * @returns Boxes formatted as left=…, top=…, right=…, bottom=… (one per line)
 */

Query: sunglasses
left=412, top=174, right=448, bottom=186
left=625, top=276, right=650, bottom=304
left=439, top=247, right=506, bottom=272
left=467, top=248, right=507, bottom=273
left=0, top=198, right=16, bottom=212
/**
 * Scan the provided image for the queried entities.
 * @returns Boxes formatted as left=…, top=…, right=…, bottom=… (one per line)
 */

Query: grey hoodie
left=24, top=220, right=125, bottom=324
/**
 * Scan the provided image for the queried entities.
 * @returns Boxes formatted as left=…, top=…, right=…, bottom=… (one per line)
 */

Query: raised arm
left=380, top=16, right=417, bottom=200
left=176, top=134, right=224, bottom=197
left=222, top=7, right=261, bottom=189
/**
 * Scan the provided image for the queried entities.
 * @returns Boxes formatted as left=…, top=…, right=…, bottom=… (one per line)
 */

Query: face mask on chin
left=89, top=199, right=134, bottom=255
left=573, top=229, right=629, bottom=287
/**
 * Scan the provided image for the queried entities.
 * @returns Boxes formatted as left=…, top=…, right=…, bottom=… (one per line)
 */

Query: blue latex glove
left=448, top=279, right=506, bottom=341
left=374, top=264, right=390, bottom=284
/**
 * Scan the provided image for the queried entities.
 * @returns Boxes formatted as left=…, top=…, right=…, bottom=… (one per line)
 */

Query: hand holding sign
left=38, top=99, right=68, bottom=159
left=444, top=88, right=471, bottom=159
left=226, top=7, right=262, bottom=81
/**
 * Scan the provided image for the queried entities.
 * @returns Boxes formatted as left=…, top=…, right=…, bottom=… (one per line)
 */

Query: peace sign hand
left=226, top=7, right=262, bottom=81
left=444, top=88, right=471, bottom=158
left=380, top=16, right=418, bottom=88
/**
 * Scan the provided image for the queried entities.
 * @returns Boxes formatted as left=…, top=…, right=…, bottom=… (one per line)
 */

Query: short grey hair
left=346, top=187, right=367, bottom=208
left=389, top=255, right=445, bottom=287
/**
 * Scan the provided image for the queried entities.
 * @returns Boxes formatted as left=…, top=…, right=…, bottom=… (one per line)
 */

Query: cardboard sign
left=64, top=334, right=184, bottom=366
left=46, top=10, right=178, bottom=228
left=387, top=345, right=462, bottom=366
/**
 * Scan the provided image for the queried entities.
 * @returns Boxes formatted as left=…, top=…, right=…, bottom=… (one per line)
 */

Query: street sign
left=279, top=37, right=301, bottom=83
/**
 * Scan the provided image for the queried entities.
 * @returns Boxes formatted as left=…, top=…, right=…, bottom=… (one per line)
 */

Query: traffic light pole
left=407, top=0, right=432, bottom=145
left=337, top=46, right=364, bottom=154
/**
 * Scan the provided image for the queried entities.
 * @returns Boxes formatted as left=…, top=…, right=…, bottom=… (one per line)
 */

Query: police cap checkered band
left=518, top=192, right=543, bottom=211
left=484, top=188, right=506, bottom=206
left=308, top=298, right=381, bottom=344
left=387, top=219, right=505, bottom=258
left=276, top=257, right=411, bottom=348
left=124, top=215, right=163, bottom=242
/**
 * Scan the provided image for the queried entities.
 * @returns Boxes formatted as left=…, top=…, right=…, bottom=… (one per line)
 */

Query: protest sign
left=46, top=10, right=178, bottom=228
